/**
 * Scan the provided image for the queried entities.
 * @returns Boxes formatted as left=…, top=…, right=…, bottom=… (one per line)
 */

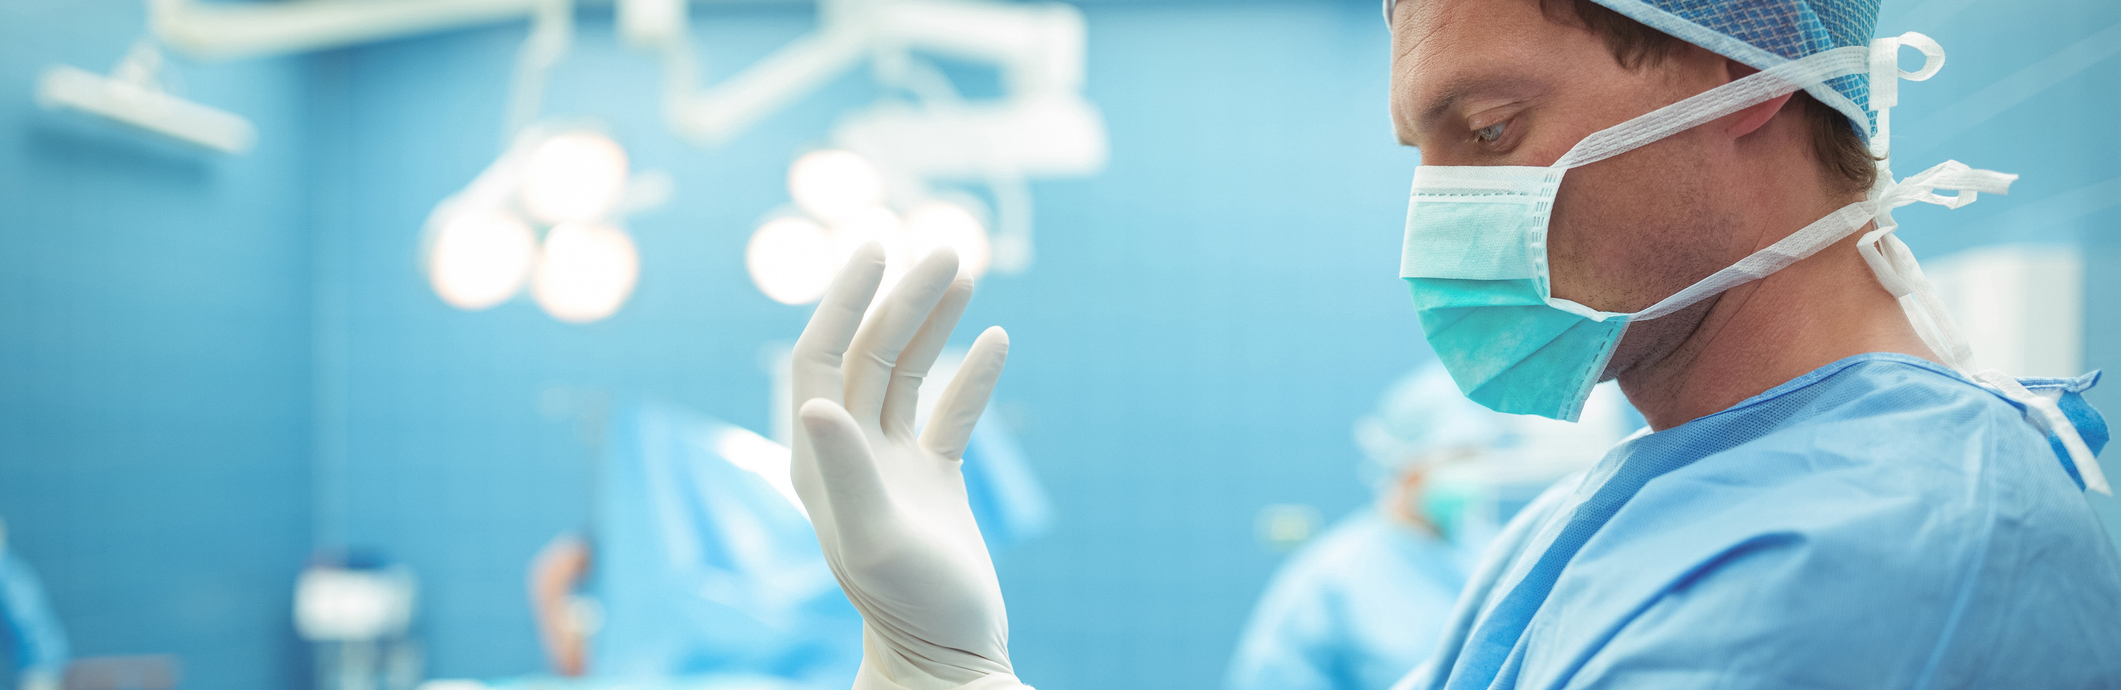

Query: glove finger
left=791, top=243, right=887, bottom=409
left=881, top=278, right=974, bottom=439
left=920, top=326, right=1008, bottom=461
left=797, top=398, right=897, bottom=545
left=842, top=250, right=960, bottom=423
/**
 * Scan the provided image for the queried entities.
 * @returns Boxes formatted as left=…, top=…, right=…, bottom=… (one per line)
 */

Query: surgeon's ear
left=1723, top=60, right=1794, bottom=139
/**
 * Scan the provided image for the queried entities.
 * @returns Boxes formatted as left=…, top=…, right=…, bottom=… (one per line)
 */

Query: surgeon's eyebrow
left=1398, top=75, right=1544, bottom=147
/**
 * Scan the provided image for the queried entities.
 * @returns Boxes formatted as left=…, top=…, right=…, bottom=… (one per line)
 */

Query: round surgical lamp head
left=521, top=131, right=630, bottom=225
left=532, top=223, right=640, bottom=323
left=830, top=207, right=911, bottom=296
left=788, top=149, right=885, bottom=223
left=746, top=216, right=837, bottom=305
left=427, top=207, right=539, bottom=310
left=903, top=200, right=992, bottom=280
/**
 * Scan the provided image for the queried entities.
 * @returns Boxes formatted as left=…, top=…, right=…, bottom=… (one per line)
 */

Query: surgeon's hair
left=1541, top=0, right=1879, bottom=197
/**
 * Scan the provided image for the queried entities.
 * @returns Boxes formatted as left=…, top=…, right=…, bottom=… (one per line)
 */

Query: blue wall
left=309, top=2, right=1416, bottom=687
left=0, top=1, right=315, bottom=689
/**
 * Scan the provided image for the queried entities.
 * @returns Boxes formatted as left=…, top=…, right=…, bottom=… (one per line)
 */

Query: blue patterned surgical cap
left=1385, top=0, right=1883, bottom=136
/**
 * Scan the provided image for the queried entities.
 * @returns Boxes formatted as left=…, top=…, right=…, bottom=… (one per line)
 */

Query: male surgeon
left=776, top=0, right=2121, bottom=688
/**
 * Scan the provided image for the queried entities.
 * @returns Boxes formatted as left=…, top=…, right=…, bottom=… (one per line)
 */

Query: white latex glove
left=789, top=243, right=1030, bottom=690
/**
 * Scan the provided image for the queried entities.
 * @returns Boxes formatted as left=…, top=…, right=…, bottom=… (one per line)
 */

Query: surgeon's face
left=1388, top=0, right=1757, bottom=378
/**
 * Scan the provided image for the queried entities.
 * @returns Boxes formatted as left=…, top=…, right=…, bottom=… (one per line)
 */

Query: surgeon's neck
left=1617, top=223, right=1940, bottom=431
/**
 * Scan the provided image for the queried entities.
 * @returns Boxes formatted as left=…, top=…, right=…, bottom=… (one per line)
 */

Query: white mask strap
left=1553, top=46, right=1869, bottom=171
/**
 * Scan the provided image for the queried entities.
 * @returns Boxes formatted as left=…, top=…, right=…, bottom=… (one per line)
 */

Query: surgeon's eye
left=1462, top=115, right=1522, bottom=155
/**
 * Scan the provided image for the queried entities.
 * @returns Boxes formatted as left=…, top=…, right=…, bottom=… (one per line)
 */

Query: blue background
left=0, top=0, right=2116, bottom=689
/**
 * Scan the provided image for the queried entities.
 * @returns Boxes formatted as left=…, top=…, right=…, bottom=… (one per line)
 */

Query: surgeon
left=1226, top=366, right=1627, bottom=690
left=770, top=0, right=2121, bottom=688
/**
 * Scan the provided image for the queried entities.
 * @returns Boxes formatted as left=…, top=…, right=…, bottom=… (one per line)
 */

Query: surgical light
left=521, top=131, right=630, bottom=225
left=903, top=200, right=992, bottom=280
left=746, top=217, right=836, bottom=305
left=788, top=149, right=885, bottom=222
left=427, top=207, right=539, bottom=310
left=832, top=207, right=910, bottom=296
left=532, top=223, right=640, bottom=323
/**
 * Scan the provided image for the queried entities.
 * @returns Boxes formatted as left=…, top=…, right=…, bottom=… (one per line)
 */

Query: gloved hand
left=789, top=243, right=1030, bottom=690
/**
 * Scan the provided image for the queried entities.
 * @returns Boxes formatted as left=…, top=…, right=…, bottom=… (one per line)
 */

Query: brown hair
left=1540, top=0, right=1877, bottom=195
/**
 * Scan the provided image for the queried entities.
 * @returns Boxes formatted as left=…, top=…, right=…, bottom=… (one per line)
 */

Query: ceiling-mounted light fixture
left=743, top=150, right=1005, bottom=305
left=423, top=124, right=656, bottom=323
left=902, top=199, right=991, bottom=281
left=520, top=130, right=630, bottom=225
left=746, top=216, right=836, bottom=306
left=36, top=42, right=255, bottom=153
left=788, top=149, right=886, bottom=223
left=426, top=207, right=540, bottom=311
left=531, top=223, right=640, bottom=324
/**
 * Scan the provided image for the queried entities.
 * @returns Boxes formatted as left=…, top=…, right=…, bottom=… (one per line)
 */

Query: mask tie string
left=1856, top=33, right=2107, bottom=494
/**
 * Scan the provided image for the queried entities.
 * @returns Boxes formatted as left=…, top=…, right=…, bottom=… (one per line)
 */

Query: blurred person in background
left=1226, top=365, right=1633, bottom=690
left=519, top=402, right=865, bottom=690
left=521, top=398, right=1047, bottom=690
left=0, top=518, right=67, bottom=690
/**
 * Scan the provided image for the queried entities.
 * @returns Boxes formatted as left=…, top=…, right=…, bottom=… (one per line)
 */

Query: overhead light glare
left=427, top=208, right=538, bottom=310
left=521, top=131, right=630, bottom=225
left=746, top=217, right=837, bottom=305
left=532, top=223, right=640, bottom=323
left=788, top=149, right=885, bottom=222
left=903, top=200, right=992, bottom=280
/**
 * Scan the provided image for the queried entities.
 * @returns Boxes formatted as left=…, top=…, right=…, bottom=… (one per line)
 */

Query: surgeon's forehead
left=1389, top=0, right=1557, bottom=144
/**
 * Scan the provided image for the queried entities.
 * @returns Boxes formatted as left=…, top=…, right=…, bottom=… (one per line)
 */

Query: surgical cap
left=1384, top=0, right=1882, bottom=137
left=1354, top=363, right=1509, bottom=481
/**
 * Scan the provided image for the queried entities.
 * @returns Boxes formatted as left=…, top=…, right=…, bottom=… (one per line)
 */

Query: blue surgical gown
left=1229, top=511, right=1470, bottom=690
left=1400, top=353, right=2121, bottom=690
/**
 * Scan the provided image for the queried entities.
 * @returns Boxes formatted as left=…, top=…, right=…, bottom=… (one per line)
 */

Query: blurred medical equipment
left=34, top=41, right=254, bottom=154
left=78, top=0, right=1102, bottom=320
left=726, top=0, right=1107, bottom=302
left=422, top=124, right=668, bottom=323
left=1229, top=366, right=1634, bottom=690
left=56, top=657, right=181, bottom=690
left=1254, top=504, right=1325, bottom=554
left=0, top=519, right=67, bottom=690
left=1926, top=244, right=2084, bottom=377
left=295, top=555, right=424, bottom=690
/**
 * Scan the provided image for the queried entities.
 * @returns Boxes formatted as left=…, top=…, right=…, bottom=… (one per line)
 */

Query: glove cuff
left=854, top=658, right=1031, bottom=690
